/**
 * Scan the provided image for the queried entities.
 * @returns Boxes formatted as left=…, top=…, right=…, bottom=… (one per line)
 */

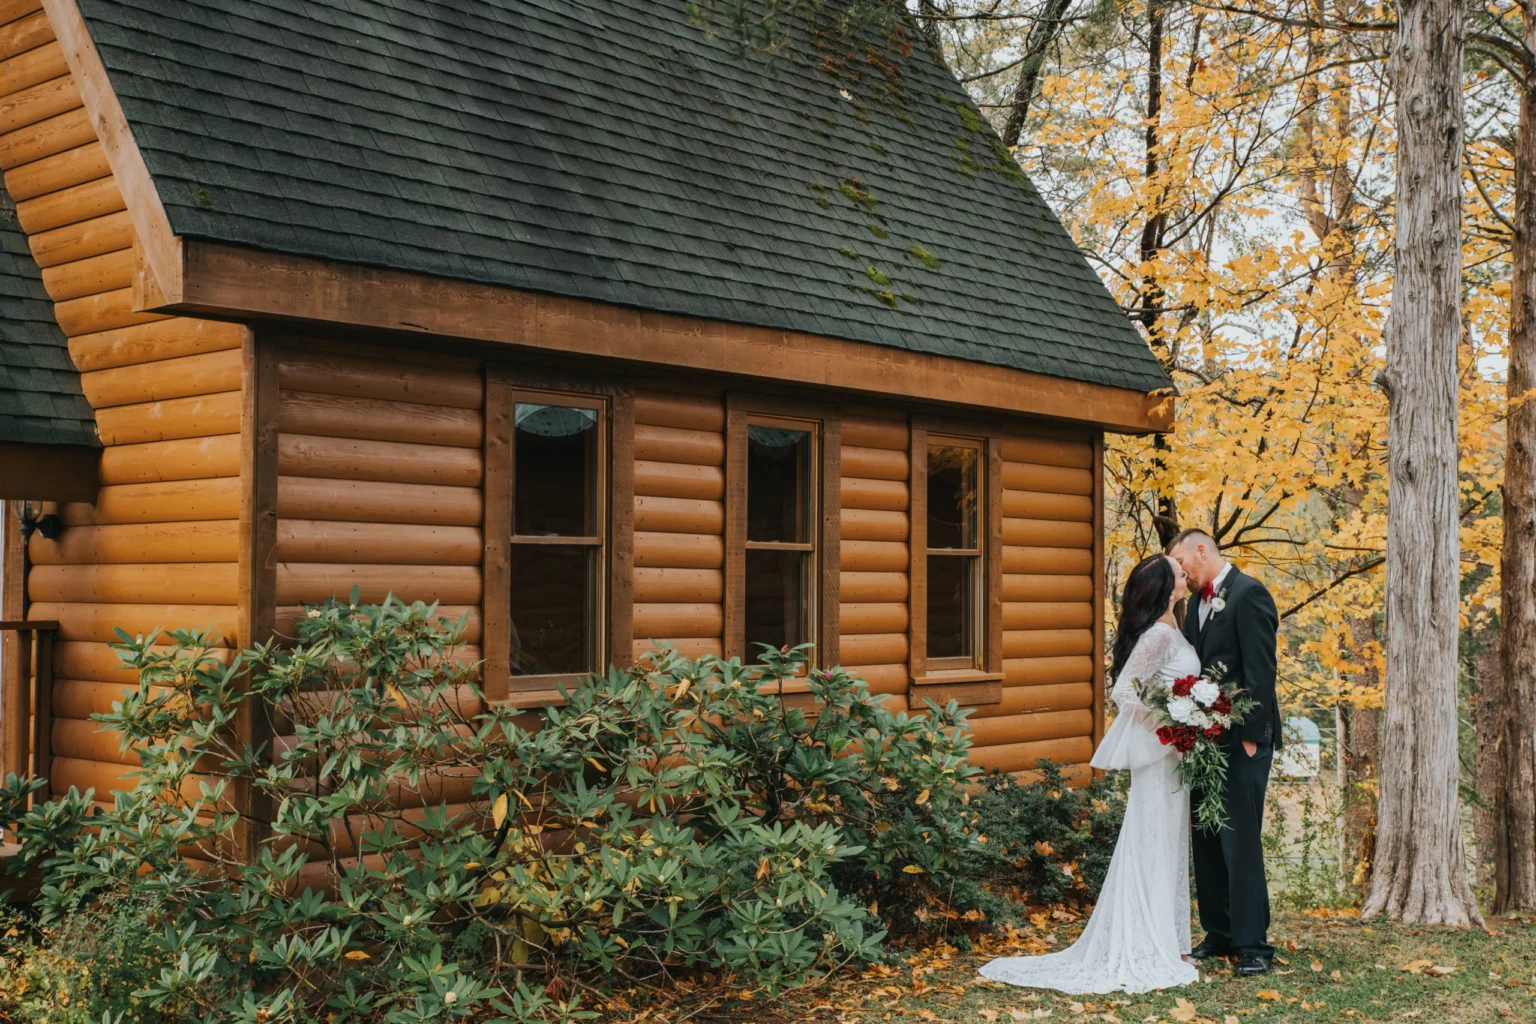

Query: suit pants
left=1191, top=742, right=1274, bottom=958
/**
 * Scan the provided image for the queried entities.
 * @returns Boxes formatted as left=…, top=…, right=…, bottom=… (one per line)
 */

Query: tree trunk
left=1363, top=0, right=1484, bottom=927
left=1474, top=639, right=1503, bottom=890
left=1493, top=0, right=1536, bottom=915
left=1343, top=617, right=1381, bottom=887
left=1000, top=0, right=1075, bottom=148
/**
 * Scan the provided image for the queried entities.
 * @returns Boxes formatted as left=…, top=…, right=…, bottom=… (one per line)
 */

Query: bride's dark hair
left=1109, top=554, right=1176, bottom=682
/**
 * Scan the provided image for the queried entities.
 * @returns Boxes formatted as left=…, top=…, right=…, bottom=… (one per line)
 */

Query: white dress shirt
left=1198, top=562, right=1232, bottom=629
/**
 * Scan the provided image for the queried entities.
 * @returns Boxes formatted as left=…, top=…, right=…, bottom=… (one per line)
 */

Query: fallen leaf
left=1311, top=961, right=1323, bottom=972
left=979, top=1011, right=998, bottom=1022
left=902, top=864, right=925, bottom=874
left=1401, top=960, right=1434, bottom=975
left=343, top=950, right=370, bottom=961
left=1331, top=970, right=1342, bottom=980
left=1069, top=1003, right=1085, bottom=1014
left=1255, top=990, right=1281, bottom=1002
left=916, top=788, right=931, bottom=806
left=1035, top=840, right=1056, bottom=857
left=1427, top=965, right=1454, bottom=977
left=1170, top=998, right=1197, bottom=1021
left=1225, top=1017, right=1240, bottom=1024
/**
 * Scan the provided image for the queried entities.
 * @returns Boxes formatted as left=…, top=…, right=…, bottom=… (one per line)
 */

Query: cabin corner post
left=1091, top=430, right=1107, bottom=771
left=1, top=501, right=27, bottom=780
left=236, top=327, right=278, bottom=856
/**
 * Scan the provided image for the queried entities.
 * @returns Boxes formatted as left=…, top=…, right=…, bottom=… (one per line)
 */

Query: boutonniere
left=1209, top=586, right=1230, bottom=616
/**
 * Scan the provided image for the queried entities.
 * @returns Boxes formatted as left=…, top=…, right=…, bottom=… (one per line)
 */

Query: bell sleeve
left=1091, top=626, right=1177, bottom=771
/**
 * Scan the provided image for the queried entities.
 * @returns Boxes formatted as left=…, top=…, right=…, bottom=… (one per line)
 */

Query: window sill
left=908, top=670, right=1004, bottom=710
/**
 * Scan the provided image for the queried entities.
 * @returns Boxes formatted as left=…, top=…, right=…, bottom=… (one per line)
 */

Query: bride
left=979, top=553, right=1201, bottom=994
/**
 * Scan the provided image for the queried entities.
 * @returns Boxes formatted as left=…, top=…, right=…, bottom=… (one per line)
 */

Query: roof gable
left=0, top=183, right=98, bottom=449
left=74, top=0, right=1169, bottom=394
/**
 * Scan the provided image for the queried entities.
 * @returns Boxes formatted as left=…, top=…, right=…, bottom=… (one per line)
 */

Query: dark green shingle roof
left=76, top=0, right=1170, bottom=394
left=0, top=186, right=98, bottom=449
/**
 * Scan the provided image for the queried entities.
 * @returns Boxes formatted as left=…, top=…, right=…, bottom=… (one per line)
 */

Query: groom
left=1167, top=529, right=1282, bottom=978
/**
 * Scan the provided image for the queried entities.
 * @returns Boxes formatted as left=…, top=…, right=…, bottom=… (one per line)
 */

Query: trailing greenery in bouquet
left=1134, top=663, right=1258, bottom=833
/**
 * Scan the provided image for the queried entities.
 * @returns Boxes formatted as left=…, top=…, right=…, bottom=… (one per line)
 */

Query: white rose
left=1210, top=596, right=1226, bottom=613
left=1191, top=680, right=1220, bottom=706
left=1167, top=696, right=1197, bottom=724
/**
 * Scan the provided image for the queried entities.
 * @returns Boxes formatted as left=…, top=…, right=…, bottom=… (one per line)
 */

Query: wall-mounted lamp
left=16, top=501, right=63, bottom=541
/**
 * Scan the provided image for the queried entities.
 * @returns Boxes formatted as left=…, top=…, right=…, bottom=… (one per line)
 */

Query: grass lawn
left=641, top=910, right=1536, bottom=1024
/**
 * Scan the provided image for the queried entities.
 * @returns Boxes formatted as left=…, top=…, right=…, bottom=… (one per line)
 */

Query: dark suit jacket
left=1181, top=566, right=1282, bottom=749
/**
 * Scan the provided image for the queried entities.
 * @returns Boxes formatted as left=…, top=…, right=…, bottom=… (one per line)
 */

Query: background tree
left=1491, top=0, right=1536, bottom=916
left=1363, top=0, right=1483, bottom=926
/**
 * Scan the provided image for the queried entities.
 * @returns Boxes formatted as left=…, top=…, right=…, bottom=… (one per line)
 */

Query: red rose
left=1156, top=726, right=1176, bottom=746
left=1175, top=727, right=1201, bottom=752
left=1171, top=676, right=1197, bottom=697
left=1203, top=723, right=1224, bottom=739
left=1212, top=695, right=1233, bottom=715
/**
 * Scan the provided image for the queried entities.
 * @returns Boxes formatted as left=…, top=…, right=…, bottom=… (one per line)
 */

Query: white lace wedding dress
left=979, top=621, right=1201, bottom=994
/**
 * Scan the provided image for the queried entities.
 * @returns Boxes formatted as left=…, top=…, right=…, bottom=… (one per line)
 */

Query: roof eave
left=141, top=237, right=1174, bottom=434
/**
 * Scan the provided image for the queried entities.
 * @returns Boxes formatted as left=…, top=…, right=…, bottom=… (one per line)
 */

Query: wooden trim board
left=42, top=0, right=183, bottom=304
left=164, top=240, right=1173, bottom=434
left=0, top=443, right=99, bottom=501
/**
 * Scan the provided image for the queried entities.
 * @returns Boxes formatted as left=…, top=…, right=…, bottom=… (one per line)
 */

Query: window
left=724, top=399, right=839, bottom=669
left=484, top=370, right=634, bottom=704
left=909, top=423, right=1001, bottom=703
left=925, top=439, right=983, bottom=669
left=744, top=422, right=816, bottom=656
left=508, top=399, right=604, bottom=677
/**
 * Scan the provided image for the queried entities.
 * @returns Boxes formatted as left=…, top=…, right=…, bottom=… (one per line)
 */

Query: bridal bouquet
left=1135, top=663, right=1258, bottom=832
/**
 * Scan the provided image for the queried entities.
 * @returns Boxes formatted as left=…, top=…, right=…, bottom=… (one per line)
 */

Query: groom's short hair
left=1167, top=527, right=1219, bottom=554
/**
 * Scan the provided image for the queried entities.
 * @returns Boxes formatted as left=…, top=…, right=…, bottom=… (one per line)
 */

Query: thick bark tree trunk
left=1363, top=0, right=1484, bottom=926
left=1494, top=0, right=1536, bottom=914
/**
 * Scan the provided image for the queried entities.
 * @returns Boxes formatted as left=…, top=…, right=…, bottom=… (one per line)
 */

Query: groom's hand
left=1243, top=740, right=1258, bottom=758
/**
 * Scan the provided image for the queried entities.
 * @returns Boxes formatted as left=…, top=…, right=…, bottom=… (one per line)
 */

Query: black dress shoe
left=1235, top=953, right=1273, bottom=976
left=1189, top=939, right=1233, bottom=961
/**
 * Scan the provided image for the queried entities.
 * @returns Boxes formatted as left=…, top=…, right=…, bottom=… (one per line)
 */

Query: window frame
left=483, top=366, right=635, bottom=706
left=908, top=419, right=1004, bottom=705
left=723, top=394, right=841, bottom=679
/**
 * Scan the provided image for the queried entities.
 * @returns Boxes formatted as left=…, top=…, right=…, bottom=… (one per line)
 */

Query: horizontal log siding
left=632, top=391, right=725, bottom=661
left=2, top=9, right=244, bottom=798
left=837, top=414, right=908, bottom=697
left=978, top=431, right=1099, bottom=775
left=273, top=343, right=485, bottom=639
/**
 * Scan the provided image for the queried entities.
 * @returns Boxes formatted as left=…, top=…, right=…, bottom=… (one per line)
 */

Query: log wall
left=837, top=413, right=910, bottom=699
left=631, top=391, right=726, bottom=662
left=272, top=342, right=486, bottom=664
left=969, top=433, right=1100, bottom=780
left=2, top=2, right=244, bottom=801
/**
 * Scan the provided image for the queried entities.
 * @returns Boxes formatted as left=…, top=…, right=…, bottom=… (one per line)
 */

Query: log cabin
left=0, top=0, right=1173, bottom=816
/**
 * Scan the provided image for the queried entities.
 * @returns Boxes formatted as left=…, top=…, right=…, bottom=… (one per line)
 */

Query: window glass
left=509, top=400, right=602, bottom=678
left=926, top=554, right=975, bottom=660
left=927, top=444, right=978, bottom=549
left=745, top=549, right=808, bottom=654
left=509, top=545, right=593, bottom=675
left=742, top=421, right=816, bottom=660
left=747, top=425, right=811, bottom=543
left=925, top=440, right=982, bottom=667
left=515, top=404, right=598, bottom=537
